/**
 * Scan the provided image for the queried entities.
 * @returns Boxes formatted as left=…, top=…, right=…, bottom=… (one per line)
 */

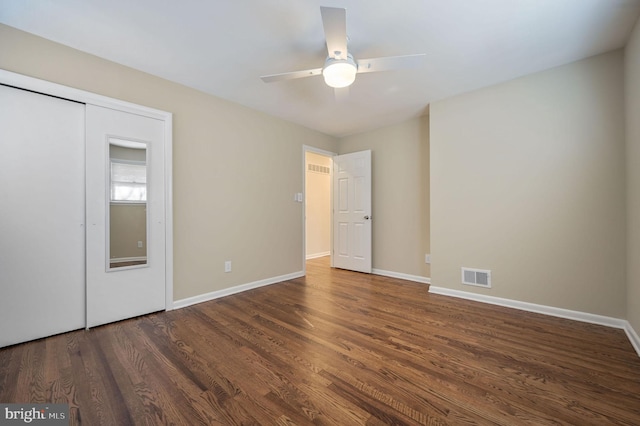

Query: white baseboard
left=306, top=252, right=331, bottom=260
left=173, top=271, right=304, bottom=310
left=372, top=268, right=431, bottom=284
left=429, top=285, right=640, bottom=357
left=428, top=286, right=626, bottom=328
left=624, top=322, right=640, bottom=357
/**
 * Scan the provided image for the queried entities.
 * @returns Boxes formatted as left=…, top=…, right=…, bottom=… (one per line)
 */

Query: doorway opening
left=303, top=146, right=335, bottom=274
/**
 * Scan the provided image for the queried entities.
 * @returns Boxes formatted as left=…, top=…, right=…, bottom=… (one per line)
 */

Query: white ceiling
left=2, top=0, right=640, bottom=137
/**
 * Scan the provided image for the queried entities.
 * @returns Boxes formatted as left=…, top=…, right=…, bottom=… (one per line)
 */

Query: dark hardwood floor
left=1, top=257, right=639, bottom=425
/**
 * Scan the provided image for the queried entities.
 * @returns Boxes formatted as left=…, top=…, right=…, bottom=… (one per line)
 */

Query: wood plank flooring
left=1, top=256, right=639, bottom=425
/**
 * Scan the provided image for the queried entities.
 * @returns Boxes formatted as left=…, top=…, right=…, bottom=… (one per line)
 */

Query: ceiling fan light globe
left=322, top=59, right=357, bottom=88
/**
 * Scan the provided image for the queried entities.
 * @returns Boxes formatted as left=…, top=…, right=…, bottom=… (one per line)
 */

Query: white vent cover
left=461, top=267, right=492, bottom=288
left=308, top=163, right=330, bottom=174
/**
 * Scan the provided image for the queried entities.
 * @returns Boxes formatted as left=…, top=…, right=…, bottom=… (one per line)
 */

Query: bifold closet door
left=0, top=85, right=86, bottom=347
left=85, top=104, right=166, bottom=328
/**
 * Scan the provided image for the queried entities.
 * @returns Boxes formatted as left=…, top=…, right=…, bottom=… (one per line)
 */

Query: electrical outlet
left=425, top=254, right=431, bottom=264
left=138, top=241, right=143, bottom=248
left=224, top=261, right=232, bottom=273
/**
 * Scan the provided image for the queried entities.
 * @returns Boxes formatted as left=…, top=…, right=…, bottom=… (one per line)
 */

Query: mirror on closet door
left=108, top=139, right=148, bottom=270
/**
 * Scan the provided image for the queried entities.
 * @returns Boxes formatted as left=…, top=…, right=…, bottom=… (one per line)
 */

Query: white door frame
left=0, top=69, right=174, bottom=312
left=302, top=145, right=336, bottom=275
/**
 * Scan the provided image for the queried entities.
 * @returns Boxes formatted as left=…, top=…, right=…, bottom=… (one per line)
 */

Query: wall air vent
left=308, top=163, right=330, bottom=174
left=461, top=267, right=492, bottom=288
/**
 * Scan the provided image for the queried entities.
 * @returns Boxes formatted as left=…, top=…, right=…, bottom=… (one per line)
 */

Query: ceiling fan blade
left=356, top=54, right=427, bottom=74
left=320, top=7, right=348, bottom=59
left=260, top=68, right=323, bottom=83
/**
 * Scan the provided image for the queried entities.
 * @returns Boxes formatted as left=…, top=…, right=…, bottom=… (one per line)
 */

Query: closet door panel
left=0, top=85, right=85, bottom=347
left=85, top=104, right=166, bottom=328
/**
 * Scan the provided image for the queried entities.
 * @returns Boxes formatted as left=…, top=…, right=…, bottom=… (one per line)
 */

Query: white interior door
left=86, top=104, right=166, bottom=328
left=332, top=150, right=372, bottom=273
left=0, top=85, right=85, bottom=347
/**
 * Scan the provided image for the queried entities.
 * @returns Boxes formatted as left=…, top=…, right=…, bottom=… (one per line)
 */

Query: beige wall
left=626, top=20, right=640, bottom=332
left=305, top=152, right=332, bottom=258
left=339, top=116, right=430, bottom=278
left=0, top=24, right=338, bottom=301
left=110, top=204, right=146, bottom=259
left=430, top=51, right=626, bottom=318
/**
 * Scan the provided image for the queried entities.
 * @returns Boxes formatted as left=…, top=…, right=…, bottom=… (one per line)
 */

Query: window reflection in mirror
left=108, top=139, right=147, bottom=270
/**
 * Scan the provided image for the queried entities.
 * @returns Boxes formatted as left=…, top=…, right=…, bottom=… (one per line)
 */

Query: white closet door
left=85, top=104, right=166, bottom=328
left=0, top=85, right=86, bottom=347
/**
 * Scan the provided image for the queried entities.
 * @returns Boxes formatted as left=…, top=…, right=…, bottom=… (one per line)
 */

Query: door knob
left=364, top=215, right=370, bottom=220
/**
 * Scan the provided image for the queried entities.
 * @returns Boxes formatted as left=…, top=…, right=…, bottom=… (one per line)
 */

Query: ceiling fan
left=260, top=6, right=426, bottom=89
